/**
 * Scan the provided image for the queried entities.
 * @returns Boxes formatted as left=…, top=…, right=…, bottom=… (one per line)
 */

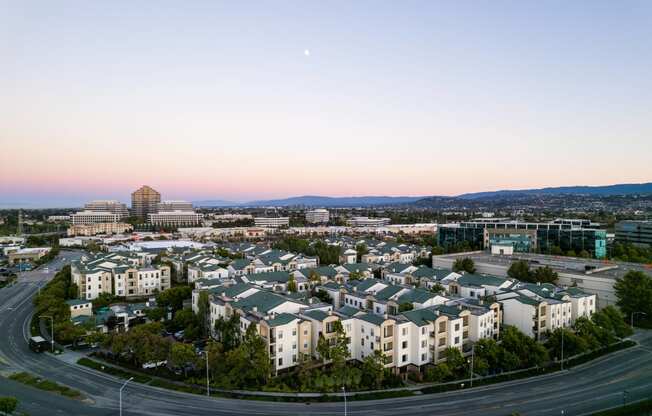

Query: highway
left=1, top=252, right=651, bottom=416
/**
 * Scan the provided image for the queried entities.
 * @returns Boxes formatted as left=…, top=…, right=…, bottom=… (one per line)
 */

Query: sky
left=1, top=1, right=652, bottom=207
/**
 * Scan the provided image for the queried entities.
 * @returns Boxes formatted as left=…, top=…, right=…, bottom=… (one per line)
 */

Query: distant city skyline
left=2, top=1, right=652, bottom=207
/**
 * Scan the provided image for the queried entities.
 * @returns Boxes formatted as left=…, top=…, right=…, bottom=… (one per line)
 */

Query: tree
left=157, top=286, right=192, bottom=312
left=169, top=343, right=200, bottom=377
left=197, top=291, right=210, bottom=337
left=223, top=324, right=270, bottom=388
left=287, top=276, right=297, bottom=293
left=361, top=350, right=385, bottom=389
left=146, top=307, right=166, bottom=322
left=398, top=302, right=413, bottom=312
left=314, top=289, right=332, bottom=304
left=545, top=328, right=588, bottom=360
left=507, top=260, right=531, bottom=281
left=214, top=313, right=241, bottom=351
left=452, top=257, right=475, bottom=274
left=348, top=271, right=363, bottom=281
left=531, top=266, right=558, bottom=284
left=614, top=271, right=652, bottom=327
left=0, top=396, right=18, bottom=415
left=424, top=363, right=452, bottom=382
left=500, top=325, right=548, bottom=368
left=430, top=283, right=445, bottom=294
left=443, top=347, right=466, bottom=377
left=355, top=243, right=368, bottom=262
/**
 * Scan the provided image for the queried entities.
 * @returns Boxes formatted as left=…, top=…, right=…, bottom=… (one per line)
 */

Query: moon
left=304, top=49, right=310, bottom=57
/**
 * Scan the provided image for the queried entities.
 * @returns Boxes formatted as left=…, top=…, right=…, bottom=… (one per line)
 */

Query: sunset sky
left=2, top=1, right=652, bottom=207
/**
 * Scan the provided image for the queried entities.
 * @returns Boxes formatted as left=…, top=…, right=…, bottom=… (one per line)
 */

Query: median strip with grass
left=77, top=358, right=152, bottom=384
left=8, top=372, right=82, bottom=399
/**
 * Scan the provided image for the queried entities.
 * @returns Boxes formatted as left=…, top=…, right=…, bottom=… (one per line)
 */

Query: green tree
left=545, top=328, right=588, bottom=360
left=169, top=343, right=200, bottom=377
left=531, top=266, right=558, bottom=284
left=355, top=243, right=369, bottom=262
left=146, top=307, right=166, bottom=322
left=197, top=291, right=210, bottom=337
left=452, top=257, right=476, bottom=274
left=0, top=396, right=18, bottom=415
left=398, top=302, right=413, bottom=312
left=614, top=271, right=652, bottom=327
left=361, top=350, right=385, bottom=389
left=214, top=313, right=241, bottom=351
left=507, top=260, right=531, bottom=281
left=287, top=276, right=297, bottom=293
left=424, top=363, right=452, bottom=382
left=157, top=286, right=192, bottom=312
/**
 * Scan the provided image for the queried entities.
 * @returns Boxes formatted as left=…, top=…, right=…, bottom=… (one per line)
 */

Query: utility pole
left=561, top=328, right=564, bottom=371
left=205, top=349, right=210, bottom=397
left=470, top=344, right=475, bottom=387
left=119, top=377, right=134, bottom=416
left=41, top=316, right=54, bottom=352
left=17, top=210, right=24, bottom=236
left=342, top=386, right=347, bottom=416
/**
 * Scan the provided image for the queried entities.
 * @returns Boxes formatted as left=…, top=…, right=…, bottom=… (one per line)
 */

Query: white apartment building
left=71, top=211, right=120, bottom=225
left=254, top=217, right=290, bottom=228
left=67, top=222, right=133, bottom=236
left=47, top=215, right=71, bottom=222
left=84, top=200, right=129, bottom=218
left=148, top=211, right=204, bottom=226
left=305, top=209, right=330, bottom=224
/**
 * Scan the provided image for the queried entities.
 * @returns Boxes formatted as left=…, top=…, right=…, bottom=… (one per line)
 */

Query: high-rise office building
left=131, top=185, right=161, bottom=219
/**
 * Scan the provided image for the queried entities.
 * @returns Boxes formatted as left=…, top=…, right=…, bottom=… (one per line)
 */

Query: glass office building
left=438, top=220, right=607, bottom=259
left=615, top=220, right=652, bottom=247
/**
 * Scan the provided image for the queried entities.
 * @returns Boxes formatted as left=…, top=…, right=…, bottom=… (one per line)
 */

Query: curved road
left=1, top=253, right=651, bottom=416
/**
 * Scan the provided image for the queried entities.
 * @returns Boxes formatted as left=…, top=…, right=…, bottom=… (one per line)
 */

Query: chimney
left=252, top=306, right=257, bottom=312
left=383, top=313, right=388, bottom=320
left=328, top=309, right=333, bottom=316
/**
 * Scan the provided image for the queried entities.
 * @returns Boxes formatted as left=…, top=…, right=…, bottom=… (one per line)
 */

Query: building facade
left=67, top=223, right=133, bottom=236
left=254, top=217, right=290, bottom=228
left=131, top=185, right=161, bottom=219
left=615, top=220, right=652, bottom=247
left=84, top=200, right=129, bottom=218
left=148, top=211, right=204, bottom=227
left=70, top=211, right=120, bottom=225
left=305, top=209, right=330, bottom=224
left=157, top=200, right=193, bottom=212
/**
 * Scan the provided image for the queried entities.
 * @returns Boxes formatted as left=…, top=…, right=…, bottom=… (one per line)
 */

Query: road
left=1, top=252, right=651, bottom=416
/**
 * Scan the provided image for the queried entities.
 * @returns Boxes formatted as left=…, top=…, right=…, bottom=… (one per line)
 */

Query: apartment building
left=305, top=209, right=330, bottom=224
left=71, top=253, right=171, bottom=300
left=67, top=222, right=133, bottom=236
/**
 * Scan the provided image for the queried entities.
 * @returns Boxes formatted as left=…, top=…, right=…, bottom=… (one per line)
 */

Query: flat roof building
left=615, top=220, right=652, bottom=247
left=157, top=200, right=193, bottom=212
left=148, top=211, right=203, bottom=227
left=254, top=217, right=290, bottom=228
left=71, top=211, right=120, bottom=225
left=84, top=200, right=129, bottom=218
left=347, top=217, right=391, bottom=227
left=305, top=209, right=330, bottom=224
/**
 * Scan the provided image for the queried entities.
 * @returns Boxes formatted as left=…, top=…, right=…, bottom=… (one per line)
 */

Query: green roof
left=304, top=309, right=330, bottom=321
left=342, top=263, right=371, bottom=273
left=354, top=278, right=384, bottom=292
left=66, top=299, right=91, bottom=306
left=375, top=285, right=404, bottom=301
left=247, top=271, right=291, bottom=283
left=266, top=313, right=298, bottom=327
left=357, top=312, right=386, bottom=326
left=397, top=289, right=436, bottom=304
left=336, top=305, right=360, bottom=317
left=233, top=291, right=287, bottom=313
left=401, top=308, right=439, bottom=326
left=458, top=273, right=508, bottom=288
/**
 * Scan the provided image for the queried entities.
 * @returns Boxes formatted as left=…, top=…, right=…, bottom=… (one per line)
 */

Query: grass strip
left=8, top=372, right=82, bottom=399
left=77, top=358, right=152, bottom=384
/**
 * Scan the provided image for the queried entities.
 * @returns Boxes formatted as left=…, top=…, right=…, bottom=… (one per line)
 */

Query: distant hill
left=455, top=182, right=652, bottom=200
left=192, top=199, right=241, bottom=207
left=243, top=195, right=424, bottom=207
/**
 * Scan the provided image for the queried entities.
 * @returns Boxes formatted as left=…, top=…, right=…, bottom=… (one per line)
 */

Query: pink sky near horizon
left=2, top=1, right=652, bottom=206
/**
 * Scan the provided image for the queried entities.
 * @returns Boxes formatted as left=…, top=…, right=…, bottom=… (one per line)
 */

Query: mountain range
left=192, top=182, right=652, bottom=207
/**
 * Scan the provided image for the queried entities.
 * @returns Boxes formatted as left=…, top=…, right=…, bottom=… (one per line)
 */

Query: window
left=421, top=353, right=426, bottom=361
left=402, top=354, right=407, bottom=362
left=278, top=345, right=283, bottom=353
left=278, top=358, right=283, bottom=366
left=292, top=355, right=297, bottom=363
left=455, top=323, right=460, bottom=331
left=438, top=337, right=446, bottom=347
left=421, top=327, right=426, bottom=335
left=292, top=343, right=296, bottom=350
left=439, top=322, right=446, bottom=333
left=454, top=336, right=460, bottom=344
left=361, top=339, right=365, bottom=346
left=402, top=341, right=408, bottom=349
left=402, top=328, right=408, bottom=336
left=421, top=340, right=426, bottom=348
left=292, top=329, right=297, bottom=336
left=278, top=331, right=283, bottom=339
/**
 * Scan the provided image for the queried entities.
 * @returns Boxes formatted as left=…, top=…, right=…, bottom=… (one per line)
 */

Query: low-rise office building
left=305, top=209, right=330, bottom=224
left=254, top=217, right=290, bottom=228
left=71, top=211, right=121, bottom=225
left=615, top=220, right=652, bottom=247
left=84, top=200, right=129, bottom=218
left=348, top=217, right=391, bottom=227
left=148, top=211, right=204, bottom=227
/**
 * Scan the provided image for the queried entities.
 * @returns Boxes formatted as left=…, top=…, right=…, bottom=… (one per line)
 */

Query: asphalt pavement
left=1, top=252, right=651, bottom=416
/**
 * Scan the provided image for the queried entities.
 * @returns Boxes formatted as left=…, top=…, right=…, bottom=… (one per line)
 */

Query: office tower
left=131, top=185, right=161, bottom=219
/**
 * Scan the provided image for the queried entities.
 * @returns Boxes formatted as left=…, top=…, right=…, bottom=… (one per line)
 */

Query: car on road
left=28, top=336, right=49, bottom=353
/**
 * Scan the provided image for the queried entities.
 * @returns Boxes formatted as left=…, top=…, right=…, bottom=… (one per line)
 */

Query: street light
left=560, top=328, right=565, bottom=371
left=40, top=315, right=54, bottom=353
left=342, top=386, right=347, bottom=416
left=469, top=344, right=475, bottom=388
left=630, top=311, right=647, bottom=328
left=119, top=377, right=134, bottom=416
left=203, top=349, right=210, bottom=397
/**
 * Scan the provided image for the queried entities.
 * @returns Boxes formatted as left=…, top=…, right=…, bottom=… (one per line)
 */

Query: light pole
left=342, top=386, right=347, bottom=416
left=630, top=311, right=647, bottom=328
left=204, top=349, right=210, bottom=397
left=469, top=344, right=475, bottom=388
left=119, top=377, right=134, bottom=416
left=40, top=315, right=54, bottom=353
left=560, top=328, right=564, bottom=371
